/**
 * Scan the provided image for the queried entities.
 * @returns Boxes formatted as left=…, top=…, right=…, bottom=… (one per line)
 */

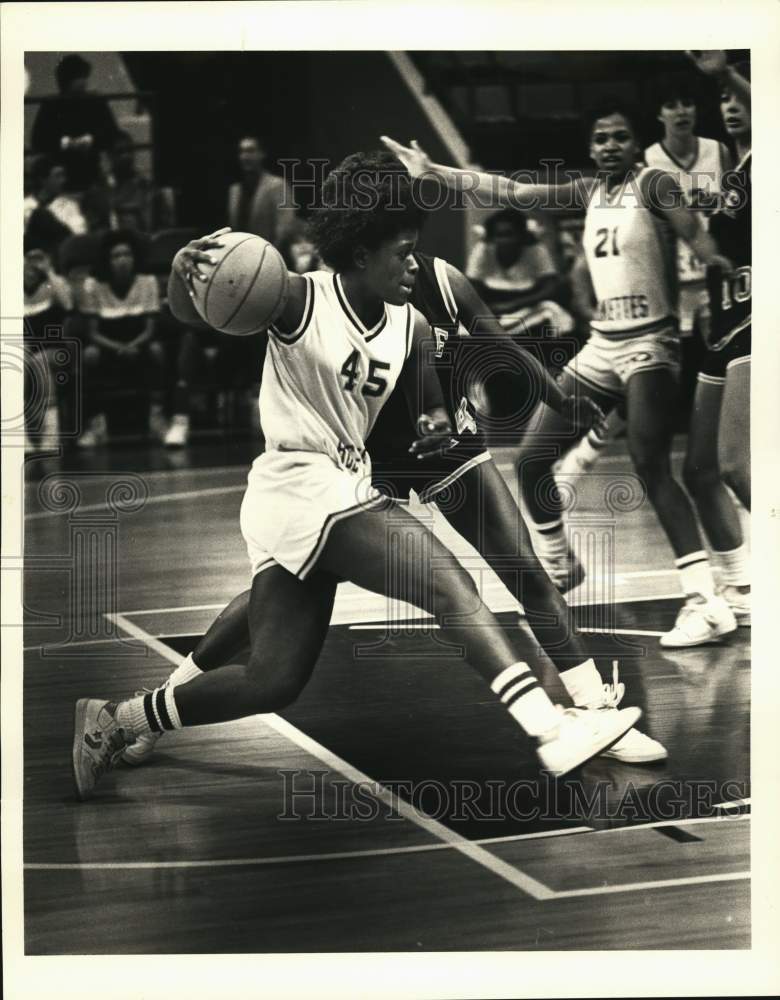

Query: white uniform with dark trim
left=240, top=271, right=413, bottom=579
left=567, top=168, right=680, bottom=397
left=644, top=137, right=726, bottom=333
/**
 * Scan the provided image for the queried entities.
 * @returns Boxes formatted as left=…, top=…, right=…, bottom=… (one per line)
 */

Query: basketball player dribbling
left=382, top=99, right=738, bottom=648
left=72, top=152, right=644, bottom=800
left=115, top=236, right=667, bottom=772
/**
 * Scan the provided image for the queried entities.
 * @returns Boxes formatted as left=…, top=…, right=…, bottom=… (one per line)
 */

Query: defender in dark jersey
left=681, top=51, right=751, bottom=628
left=118, top=245, right=666, bottom=769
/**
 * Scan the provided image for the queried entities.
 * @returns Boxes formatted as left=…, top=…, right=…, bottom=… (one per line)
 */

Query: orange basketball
left=193, top=232, right=289, bottom=336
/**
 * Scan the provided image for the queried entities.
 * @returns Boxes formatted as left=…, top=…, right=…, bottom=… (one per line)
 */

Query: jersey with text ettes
left=582, top=168, right=678, bottom=338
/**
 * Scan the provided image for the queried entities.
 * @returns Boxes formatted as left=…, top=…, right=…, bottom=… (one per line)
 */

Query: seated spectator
left=83, top=130, right=176, bottom=232
left=30, top=54, right=119, bottom=194
left=466, top=209, right=574, bottom=337
left=24, top=155, right=88, bottom=257
left=23, top=248, right=74, bottom=450
left=75, top=229, right=166, bottom=448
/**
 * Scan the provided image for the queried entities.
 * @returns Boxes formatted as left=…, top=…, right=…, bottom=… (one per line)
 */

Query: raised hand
left=380, top=136, right=432, bottom=178
left=686, top=50, right=728, bottom=76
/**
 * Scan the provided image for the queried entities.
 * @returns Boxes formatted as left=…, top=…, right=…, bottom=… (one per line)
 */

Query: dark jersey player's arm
left=444, top=261, right=568, bottom=415
left=398, top=308, right=449, bottom=430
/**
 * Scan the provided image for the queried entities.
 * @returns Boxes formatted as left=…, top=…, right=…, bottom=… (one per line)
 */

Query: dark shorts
left=371, top=438, right=491, bottom=505
left=698, top=326, right=751, bottom=385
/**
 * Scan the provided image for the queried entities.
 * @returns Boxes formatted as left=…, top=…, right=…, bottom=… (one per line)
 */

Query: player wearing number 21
left=383, top=97, right=737, bottom=648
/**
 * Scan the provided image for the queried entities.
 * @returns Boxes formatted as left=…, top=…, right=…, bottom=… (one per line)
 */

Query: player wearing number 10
left=383, top=98, right=738, bottom=648
left=73, top=151, right=644, bottom=800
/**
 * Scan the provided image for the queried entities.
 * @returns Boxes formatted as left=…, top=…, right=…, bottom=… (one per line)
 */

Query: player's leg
left=516, top=366, right=617, bottom=591
left=682, top=374, right=750, bottom=623
left=440, top=459, right=665, bottom=762
left=315, top=503, right=640, bottom=772
left=623, top=368, right=735, bottom=646
left=718, top=357, right=750, bottom=512
left=72, top=566, right=336, bottom=800
left=554, top=403, right=626, bottom=476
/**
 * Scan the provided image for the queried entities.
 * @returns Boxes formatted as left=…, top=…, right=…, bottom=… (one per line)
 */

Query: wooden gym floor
left=21, top=440, right=750, bottom=953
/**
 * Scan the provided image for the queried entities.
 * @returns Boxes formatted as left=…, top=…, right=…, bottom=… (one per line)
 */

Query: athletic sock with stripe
left=490, top=662, right=561, bottom=737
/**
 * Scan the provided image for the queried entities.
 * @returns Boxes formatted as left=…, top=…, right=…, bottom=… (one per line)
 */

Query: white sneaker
left=540, top=548, right=586, bottom=594
left=553, top=442, right=598, bottom=477
left=720, top=585, right=750, bottom=627
left=120, top=689, right=164, bottom=765
left=76, top=413, right=108, bottom=449
left=572, top=663, right=667, bottom=764
left=164, top=414, right=190, bottom=448
left=536, top=703, right=641, bottom=777
left=72, top=699, right=135, bottom=801
left=659, top=594, right=738, bottom=648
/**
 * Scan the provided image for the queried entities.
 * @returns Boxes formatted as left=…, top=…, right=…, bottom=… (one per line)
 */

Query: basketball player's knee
left=629, top=442, right=668, bottom=486
left=432, top=568, right=480, bottom=618
left=719, top=446, right=748, bottom=494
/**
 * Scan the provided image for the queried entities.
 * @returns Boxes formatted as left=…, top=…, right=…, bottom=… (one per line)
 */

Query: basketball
left=193, top=232, right=290, bottom=336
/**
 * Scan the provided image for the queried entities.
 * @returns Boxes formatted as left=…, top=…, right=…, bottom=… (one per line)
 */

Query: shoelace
left=599, top=661, right=626, bottom=710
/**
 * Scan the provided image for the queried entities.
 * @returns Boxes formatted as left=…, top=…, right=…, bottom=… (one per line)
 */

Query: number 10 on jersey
left=341, top=350, right=391, bottom=397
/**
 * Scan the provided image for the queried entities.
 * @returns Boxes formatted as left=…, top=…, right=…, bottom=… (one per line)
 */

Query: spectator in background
left=30, top=54, right=119, bottom=194
left=76, top=230, right=166, bottom=448
left=24, top=155, right=88, bottom=258
left=227, top=135, right=298, bottom=250
left=466, top=209, right=574, bottom=338
left=83, top=130, right=176, bottom=232
left=23, top=247, right=74, bottom=450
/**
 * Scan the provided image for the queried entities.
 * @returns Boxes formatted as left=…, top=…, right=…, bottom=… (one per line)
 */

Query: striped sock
left=116, top=685, right=183, bottom=738
left=559, top=659, right=603, bottom=708
left=676, top=550, right=715, bottom=598
left=490, top=662, right=561, bottom=737
left=712, top=546, right=750, bottom=588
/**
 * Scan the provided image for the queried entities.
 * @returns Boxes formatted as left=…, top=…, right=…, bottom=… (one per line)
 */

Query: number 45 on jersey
left=341, top=350, right=391, bottom=397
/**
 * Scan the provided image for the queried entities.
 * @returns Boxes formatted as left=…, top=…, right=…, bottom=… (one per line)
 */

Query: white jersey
left=261, top=270, right=413, bottom=476
left=583, top=168, right=678, bottom=337
left=644, top=137, right=726, bottom=285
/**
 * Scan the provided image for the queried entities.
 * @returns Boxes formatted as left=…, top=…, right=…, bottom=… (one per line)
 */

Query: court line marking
left=116, top=590, right=686, bottom=622
left=550, top=871, right=749, bottom=899
left=106, top=612, right=556, bottom=901
left=25, top=484, right=245, bottom=521
left=24, top=826, right=595, bottom=873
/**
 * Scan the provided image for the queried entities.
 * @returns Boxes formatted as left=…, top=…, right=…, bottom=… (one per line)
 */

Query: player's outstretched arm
left=640, top=169, right=732, bottom=272
left=687, top=50, right=751, bottom=107
left=400, top=308, right=453, bottom=458
left=380, top=136, right=593, bottom=212
left=445, top=262, right=604, bottom=432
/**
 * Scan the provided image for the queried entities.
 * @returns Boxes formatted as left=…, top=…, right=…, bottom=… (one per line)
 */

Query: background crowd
left=23, top=51, right=729, bottom=454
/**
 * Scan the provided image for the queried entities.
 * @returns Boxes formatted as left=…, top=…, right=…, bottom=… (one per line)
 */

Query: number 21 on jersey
left=341, top=349, right=391, bottom=398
